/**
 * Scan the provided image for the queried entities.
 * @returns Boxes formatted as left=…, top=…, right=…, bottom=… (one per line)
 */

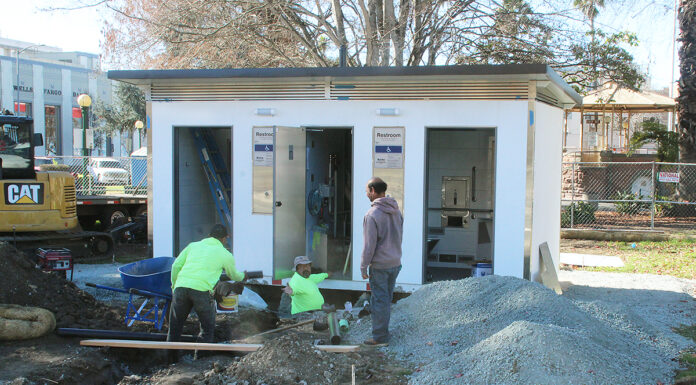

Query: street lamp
left=15, top=44, right=45, bottom=115
left=77, top=94, right=92, bottom=157
left=134, top=120, right=144, bottom=151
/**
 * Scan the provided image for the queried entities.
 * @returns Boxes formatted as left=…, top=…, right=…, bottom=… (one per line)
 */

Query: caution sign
left=4, top=183, right=44, bottom=205
left=374, top=127, right=404, bottom=169
left=658, top=172, right=679, bottom=183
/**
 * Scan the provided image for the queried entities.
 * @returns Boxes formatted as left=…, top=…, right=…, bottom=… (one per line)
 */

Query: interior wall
left=174, top=127, right=230, bottom=254
left=427, top=129, right=495, bottom=258
left=305, top=129, right=352, bottom=275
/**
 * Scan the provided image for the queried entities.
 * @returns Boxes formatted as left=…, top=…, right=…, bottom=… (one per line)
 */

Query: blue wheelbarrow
left=87, top=257, right=175, bottom=330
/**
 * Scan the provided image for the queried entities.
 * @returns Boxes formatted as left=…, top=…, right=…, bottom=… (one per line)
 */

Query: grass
left=674, top=325, right=696, bottom=384
left=569, top=239, right=696, bottom=279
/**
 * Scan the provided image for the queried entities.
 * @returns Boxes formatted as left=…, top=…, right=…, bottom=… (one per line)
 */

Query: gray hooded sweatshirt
left=360, top=196, right=403, bottom=275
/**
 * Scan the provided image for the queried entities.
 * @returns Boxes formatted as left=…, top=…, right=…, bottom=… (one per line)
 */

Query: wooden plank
left=316, top=345, right=359, bottom=353
left=539, top=242, right=563, bottom=295
left=80, top=339, right=360, bottom=353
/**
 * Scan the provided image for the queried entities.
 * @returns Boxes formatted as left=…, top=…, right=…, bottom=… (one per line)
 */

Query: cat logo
left=4, top=183, right=44, bottom=205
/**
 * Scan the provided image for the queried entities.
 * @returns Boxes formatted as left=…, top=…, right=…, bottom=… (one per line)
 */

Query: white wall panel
left=152, top=98, right=539, bottom=288
left=530, top=102, right=563, bottom=281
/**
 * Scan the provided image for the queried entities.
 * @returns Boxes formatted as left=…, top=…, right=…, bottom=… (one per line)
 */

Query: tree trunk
left=678, top=0, right=696, bottom=163
left=393, top=0, right=411, bottom=66
left=677, top=0, right=696, bottom=211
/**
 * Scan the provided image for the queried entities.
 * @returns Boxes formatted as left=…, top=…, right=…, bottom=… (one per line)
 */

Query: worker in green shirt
left=167, top=224, right=247, bottom=346
left=283, top=256, right=328, bottom=315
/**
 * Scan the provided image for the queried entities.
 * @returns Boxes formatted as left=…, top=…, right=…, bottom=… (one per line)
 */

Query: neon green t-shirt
left=288, top=272, right=328, bottom=314
left=171, top=237, right=245, bottom=292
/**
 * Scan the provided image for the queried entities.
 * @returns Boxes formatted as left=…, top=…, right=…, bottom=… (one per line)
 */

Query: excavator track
left=0, top=230, right=114, bottom=260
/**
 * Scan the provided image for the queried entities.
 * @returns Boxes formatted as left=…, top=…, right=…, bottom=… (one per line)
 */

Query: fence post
left=650, top=161, right=656, bottom=230
left=571, top=162, right=576, bottom=228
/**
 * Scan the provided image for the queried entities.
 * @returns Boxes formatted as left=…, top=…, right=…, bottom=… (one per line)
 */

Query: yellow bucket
left=216, top=294, right=238, bottom=313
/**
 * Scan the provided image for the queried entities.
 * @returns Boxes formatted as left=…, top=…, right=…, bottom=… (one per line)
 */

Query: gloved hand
left=213, top=280, right=245, bottom=303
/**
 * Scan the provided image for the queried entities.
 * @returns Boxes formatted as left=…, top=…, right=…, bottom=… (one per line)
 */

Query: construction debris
left=194, top=335, right=406, bottom=385
left=348, top=275, right=691, bottom=385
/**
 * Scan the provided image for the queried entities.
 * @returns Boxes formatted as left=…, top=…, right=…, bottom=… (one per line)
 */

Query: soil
left=0, top=242, right=126, bottom=330
left=0, top=243, right=407, bottom=385
left=196, top=333, right=410, bottom=385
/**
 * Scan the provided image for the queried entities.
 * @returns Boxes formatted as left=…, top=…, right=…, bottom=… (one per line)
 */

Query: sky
left=0, top=0, right=682, bottom=91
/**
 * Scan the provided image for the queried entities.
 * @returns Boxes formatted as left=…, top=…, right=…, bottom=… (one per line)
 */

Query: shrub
left=561, top=201, right=596, bottom=227
left=614, top=191, right=648, bottom=215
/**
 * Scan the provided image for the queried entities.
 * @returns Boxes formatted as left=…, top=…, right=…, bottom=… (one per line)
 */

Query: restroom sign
left=374, top=127, right=404, bottom=169
left=253, top=127, right=274, bottom=167
left=4, top=183, right=44, bottom=205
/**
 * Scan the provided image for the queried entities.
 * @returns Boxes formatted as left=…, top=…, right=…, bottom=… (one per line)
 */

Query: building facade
left=0, top=38, right=140, bottom=157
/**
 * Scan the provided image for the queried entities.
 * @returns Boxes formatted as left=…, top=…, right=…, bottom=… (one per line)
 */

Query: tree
left=92, top=82, right=146, bottom=147
left=628, top=120, right=679, bottom=162
left=678, top=0, right=696, bottom=163
left=86, top=0, right=644, bottom=92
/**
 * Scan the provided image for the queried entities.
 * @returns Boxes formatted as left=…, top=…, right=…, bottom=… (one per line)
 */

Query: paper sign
left=658, top=172, right=679, bottom=183
left=253, top=127, right=274, bottom=167
left=374, top=127, right=404, bottom=169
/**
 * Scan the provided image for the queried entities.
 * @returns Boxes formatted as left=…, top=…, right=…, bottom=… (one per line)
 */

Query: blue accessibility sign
left=254, top=144, right=274, bottom=152
left=375, top=146, right=402, bottom=153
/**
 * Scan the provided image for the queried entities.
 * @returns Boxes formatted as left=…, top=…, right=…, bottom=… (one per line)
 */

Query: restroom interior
left=304, top=128, right=353, bottom=280
left=425, top=128, right=496, bottom=282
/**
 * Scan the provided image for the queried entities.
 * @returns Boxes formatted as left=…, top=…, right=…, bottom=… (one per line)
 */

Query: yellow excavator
left=0, top=113, right=112, bottom=258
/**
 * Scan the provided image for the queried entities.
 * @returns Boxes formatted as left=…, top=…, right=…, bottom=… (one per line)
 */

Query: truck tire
left=101, top=206, right=129, bottom=230
left=133, top=204, right=147, bottom=218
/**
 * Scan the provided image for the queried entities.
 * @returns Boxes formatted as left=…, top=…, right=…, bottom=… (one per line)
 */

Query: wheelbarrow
left=87, top=257, right=175, bottom=330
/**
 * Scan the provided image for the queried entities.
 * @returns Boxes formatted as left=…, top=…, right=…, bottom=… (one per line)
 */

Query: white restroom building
left=110, top=65, right=581, bottom=291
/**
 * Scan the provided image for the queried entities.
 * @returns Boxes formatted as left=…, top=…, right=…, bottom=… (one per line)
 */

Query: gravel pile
left=348, top=275, right=693, bottom=384
left=72, top=262, right=126, bottom=303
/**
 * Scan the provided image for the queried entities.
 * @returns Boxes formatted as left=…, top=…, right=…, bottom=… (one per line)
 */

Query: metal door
left=273, top=126, right=306, bottom=280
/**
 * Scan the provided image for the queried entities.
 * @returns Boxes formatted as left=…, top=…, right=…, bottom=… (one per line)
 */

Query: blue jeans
left=369, top=265, right=401, bottom=343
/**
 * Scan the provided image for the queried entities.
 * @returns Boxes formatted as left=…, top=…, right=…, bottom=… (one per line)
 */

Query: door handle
left=275, top=201, right=282, bottom=207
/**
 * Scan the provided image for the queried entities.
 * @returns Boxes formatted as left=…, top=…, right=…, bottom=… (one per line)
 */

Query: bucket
left=473, top=263, right=493, bottom=277
left=216, top=294, right=239, bottom=313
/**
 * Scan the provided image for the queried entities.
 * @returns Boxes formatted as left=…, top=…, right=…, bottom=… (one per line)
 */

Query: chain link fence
left=561, top=161, right=696, bottom=230
left=35, top=156, right=147, bottom=196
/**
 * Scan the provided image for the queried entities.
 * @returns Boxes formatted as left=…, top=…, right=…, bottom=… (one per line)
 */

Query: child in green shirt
left=283, top=256, right=328, bottom=315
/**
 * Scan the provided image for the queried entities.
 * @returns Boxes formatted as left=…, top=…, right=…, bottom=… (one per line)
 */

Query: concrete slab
left=560, top=253, right=625, bottom=268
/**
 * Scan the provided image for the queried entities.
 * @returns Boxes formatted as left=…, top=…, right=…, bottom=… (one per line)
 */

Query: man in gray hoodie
left=361, top=177, right=403, bottom=346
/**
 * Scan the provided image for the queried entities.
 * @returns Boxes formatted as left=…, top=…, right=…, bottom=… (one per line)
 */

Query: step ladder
left=189, top=128, right=232, bottom=241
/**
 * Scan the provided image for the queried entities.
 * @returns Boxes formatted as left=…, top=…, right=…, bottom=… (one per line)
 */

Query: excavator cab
left=0, top=115, right=42, bottom=180
left=0, top=112, right=113, bottom=258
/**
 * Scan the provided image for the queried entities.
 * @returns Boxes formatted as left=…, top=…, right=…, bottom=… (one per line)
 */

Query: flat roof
left=109, top=64, right=582, bottom=105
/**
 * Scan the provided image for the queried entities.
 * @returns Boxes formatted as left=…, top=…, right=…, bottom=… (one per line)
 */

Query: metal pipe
left=56, top=328, right=196, bottom=342
left=327, top=311, right=341, bottom=345
left=322, top=303, right=341, bottom=344
left=651, top=161, right=656, bottom=230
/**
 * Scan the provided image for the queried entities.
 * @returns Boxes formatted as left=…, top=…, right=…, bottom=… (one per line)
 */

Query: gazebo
left=565, top=84, right=676, bottom=161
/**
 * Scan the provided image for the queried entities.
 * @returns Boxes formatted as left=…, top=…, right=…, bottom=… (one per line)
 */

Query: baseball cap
left=292, top=256, right=312, bottom=271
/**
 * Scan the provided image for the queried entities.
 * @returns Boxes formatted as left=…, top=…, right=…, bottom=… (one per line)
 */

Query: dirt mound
left=196, top=335, right=408, bottom=385
left=0, top=243, right=125, bottom=329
